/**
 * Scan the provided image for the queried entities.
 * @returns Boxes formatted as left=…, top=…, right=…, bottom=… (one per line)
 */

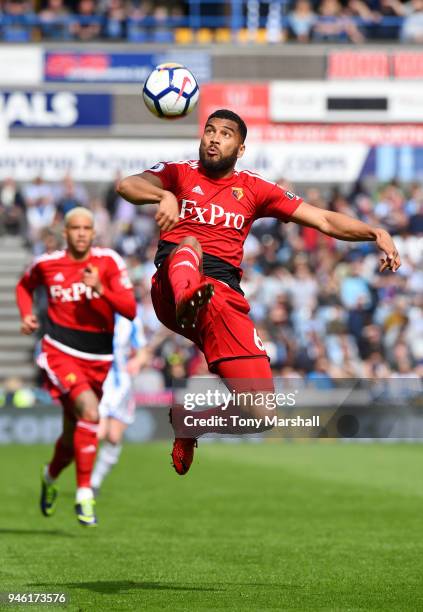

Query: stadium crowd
left=1, top=171, right=422, bottom=396
left=0, top=0, right=422, bottom=43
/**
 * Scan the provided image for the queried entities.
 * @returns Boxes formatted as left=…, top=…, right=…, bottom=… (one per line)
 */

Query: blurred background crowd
left=1, top=0, right=423, bottom=44
left=1, top=172, right=421, bottom=401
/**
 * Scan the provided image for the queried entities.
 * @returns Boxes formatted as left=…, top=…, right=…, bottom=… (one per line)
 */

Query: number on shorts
left=253, top=328, right=265, bottom=351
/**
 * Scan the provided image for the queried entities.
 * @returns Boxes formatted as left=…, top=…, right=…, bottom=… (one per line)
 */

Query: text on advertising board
left=0, top=92, right=111, bottom=128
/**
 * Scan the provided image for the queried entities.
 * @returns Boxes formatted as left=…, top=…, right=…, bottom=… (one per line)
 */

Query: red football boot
left=171, top=437, right=198, bottom=476
left=175, top=281, right=214, bottom=329
left=169, top=405, right=197, bottom=475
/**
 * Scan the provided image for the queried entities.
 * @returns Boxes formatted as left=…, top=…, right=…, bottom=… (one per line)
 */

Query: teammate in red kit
left=117, top=109, right=401, bottom=475
left=16, top=207, right=136, bottom=526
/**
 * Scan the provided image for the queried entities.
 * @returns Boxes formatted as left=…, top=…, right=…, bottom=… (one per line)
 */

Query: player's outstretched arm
left=291, top=201, right=401, bottom=272
left=116, top=172, right=179, bottom=232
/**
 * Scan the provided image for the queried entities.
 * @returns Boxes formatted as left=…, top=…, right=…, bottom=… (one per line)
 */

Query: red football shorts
left=37, top=338, right=111, bottom=404
left=151, top=258, right=269, bottom=372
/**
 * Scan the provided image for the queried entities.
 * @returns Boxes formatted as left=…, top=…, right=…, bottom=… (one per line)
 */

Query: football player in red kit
left=117, top=109, right=401, bottom=476
left=16, top=207, right=136, bottom=526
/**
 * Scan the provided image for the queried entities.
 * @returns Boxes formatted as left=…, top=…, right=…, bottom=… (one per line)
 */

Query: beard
left=199, top=145, right=238, bottom=174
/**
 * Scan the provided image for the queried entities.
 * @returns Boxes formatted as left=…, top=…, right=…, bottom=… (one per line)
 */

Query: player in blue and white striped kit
left=91, top=309, right=149, bottom=493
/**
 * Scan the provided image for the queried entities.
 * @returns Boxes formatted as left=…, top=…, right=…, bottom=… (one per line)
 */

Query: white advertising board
left=0, top=47, right=43, bottom=85
left=0, top=140, right=369, bottom=183
left=270, top=81, right=423, bottom=123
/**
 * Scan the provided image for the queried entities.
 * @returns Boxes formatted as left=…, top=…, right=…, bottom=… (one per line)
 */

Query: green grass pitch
left=1, top=441, right=422, bottom=611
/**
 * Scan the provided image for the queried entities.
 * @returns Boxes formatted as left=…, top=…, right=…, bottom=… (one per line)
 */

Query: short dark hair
left=206, top=109, right=247, bottom=143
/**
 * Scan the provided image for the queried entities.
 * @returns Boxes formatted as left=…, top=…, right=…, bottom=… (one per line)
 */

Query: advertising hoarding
left=199, top=82, right=269, bottom=132
left=270, top=81, right=423, bottom=123
left=0, top=139, right=369, bottom=183
left=44, top=50, right=211, bottom=83
left=0, top=92, right=111, bottom=128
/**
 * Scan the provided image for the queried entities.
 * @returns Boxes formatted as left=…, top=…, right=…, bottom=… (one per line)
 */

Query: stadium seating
left=0, top=1, right=414, bottom=43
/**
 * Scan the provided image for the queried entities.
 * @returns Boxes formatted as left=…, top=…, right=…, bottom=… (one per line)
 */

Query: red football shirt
left=16, top=247, right=136, bottom=359
left=145, top=160, right=302, bottom=268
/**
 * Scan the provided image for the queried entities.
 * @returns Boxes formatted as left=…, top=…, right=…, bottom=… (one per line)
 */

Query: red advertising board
left=327, top=51, right=389, bottom=79
left=328, top=50, right=423, bottom=79
left=199, top=83, right=269, bottom=134
left=393, top=52, right=423, bottom=78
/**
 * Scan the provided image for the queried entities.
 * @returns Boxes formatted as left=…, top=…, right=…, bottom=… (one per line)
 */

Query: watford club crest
left=65, top=373, right=77, bottom=384
left=232, top=187, right=244, bottom=201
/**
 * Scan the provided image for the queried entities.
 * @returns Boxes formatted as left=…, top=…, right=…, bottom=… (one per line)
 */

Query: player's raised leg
left=168, top=236, right=214, bottom=328
left=73, top=389, right=101, bottom=527
left=40, top=409, right=75, bottom=517
left=170, top=356, right=274, bottom=475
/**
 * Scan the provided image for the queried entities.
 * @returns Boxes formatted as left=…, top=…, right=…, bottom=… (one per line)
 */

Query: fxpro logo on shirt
left=49, top=271, right=131, bottom=303
left=49, top=283, right=100, bottom=302
left=180, top=199, right=245, bottom=230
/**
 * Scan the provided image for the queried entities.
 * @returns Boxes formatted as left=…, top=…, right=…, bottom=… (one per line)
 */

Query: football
left=142, top=63, right=199, bottom=119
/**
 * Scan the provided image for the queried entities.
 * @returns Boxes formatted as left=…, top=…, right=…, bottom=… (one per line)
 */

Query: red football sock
left=73, top=419, right=99, bottom=488
left=48, top=435, right=74, bottom=479
left=168, top=246, right=201, bottom=303
left=172, top=357, right=274, bottom=437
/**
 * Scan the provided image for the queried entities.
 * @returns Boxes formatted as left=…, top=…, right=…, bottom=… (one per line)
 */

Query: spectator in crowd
left=287, top=0, right=317, bottom=41
left=347, top=0, right=402, bottom=40
left=1, top=0, right=36, bottom=42
left=104, top=171, right=129, bottom=222
left=401, top=0, right=423, bottom=42
left=115, top=222, right=145, bottom=258
left=90, top=196, right=112, bottom=245
left=358, top=323, right=385, bottom=359
left=0, top=178, right=26, bottom=237
left=39, top=226, right=63, bottom=254
left=70, top=0, right=101, bottom=40
left=312, top=0, right=365, bottom=42
left=102, top=0, right=127, bottom=39
left=307, top=357, right=335, bottom=388
left=112, top=190, right=138, bottom=236
left=38, top=0, right=72, bottom=40
left=169, top=3, right=185, bottom=27
left=22, top=176, right=56, bottom=248
left=126, top=0, right=152, bottom=42
left=340, top=257, right=374, bottom=341
left=374, top=182, right=409, bottom=234
left=290, top=255, right=319, bottom=312
left=54, top=174, right=88, bottom=218
left=404, top=182, right=423, bottom=216
left=150, top=4, right=173, bottom=42
left=409, top=200, right=423, bottom=234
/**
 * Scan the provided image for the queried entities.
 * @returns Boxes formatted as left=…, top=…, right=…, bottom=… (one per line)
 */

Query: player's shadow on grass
left=0, top=528, right=75, bottom=537
left=30, top=580, right=292, bottom=595
left=48, top=581, right=220, bottom=593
